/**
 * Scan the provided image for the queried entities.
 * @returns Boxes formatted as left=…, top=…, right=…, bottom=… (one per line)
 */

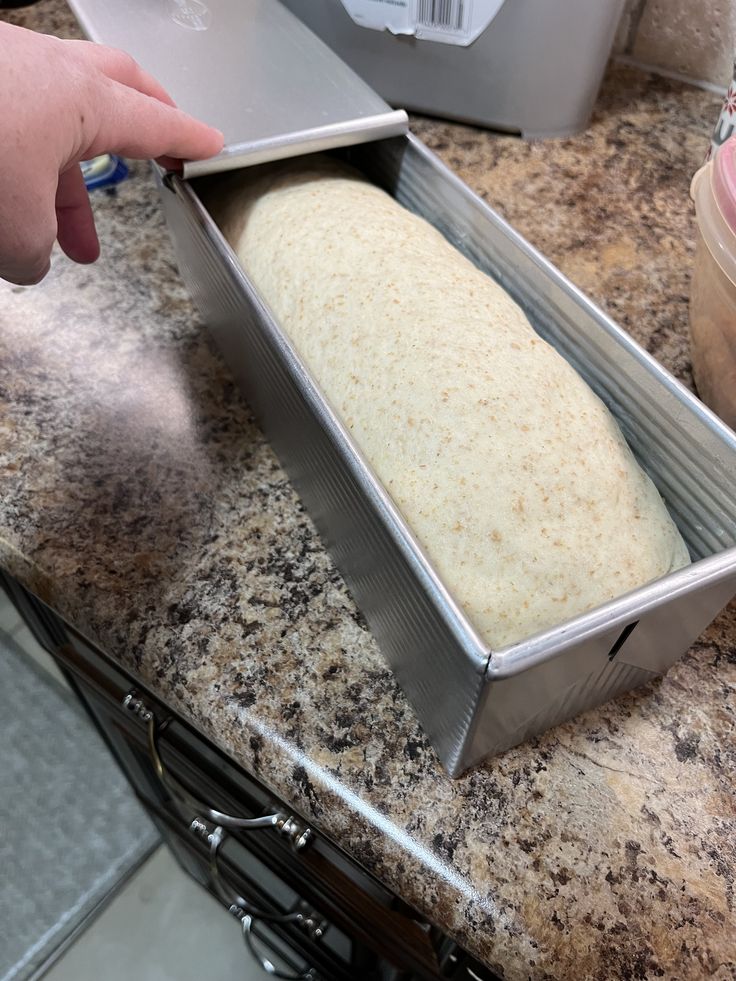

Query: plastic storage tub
left=690, top=137, right=736, bottom=431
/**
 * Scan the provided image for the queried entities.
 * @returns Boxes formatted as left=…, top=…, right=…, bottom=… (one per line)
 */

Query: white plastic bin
left=690, top=136, right=736, bottom=431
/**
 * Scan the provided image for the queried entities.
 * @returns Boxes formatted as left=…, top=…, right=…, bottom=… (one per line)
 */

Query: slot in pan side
left=454, top=554, right=736, bottom=773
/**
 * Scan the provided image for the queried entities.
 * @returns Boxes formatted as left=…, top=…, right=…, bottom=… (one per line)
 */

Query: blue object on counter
left=80, top=154, right=129, bottom=190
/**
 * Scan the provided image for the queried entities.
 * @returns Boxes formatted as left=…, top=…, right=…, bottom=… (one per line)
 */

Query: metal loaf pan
left=156, top=134, right=736, bottom=776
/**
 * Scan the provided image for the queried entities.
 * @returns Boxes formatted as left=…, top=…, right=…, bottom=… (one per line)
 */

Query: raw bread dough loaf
left=211, top=159, right=690, bottom=649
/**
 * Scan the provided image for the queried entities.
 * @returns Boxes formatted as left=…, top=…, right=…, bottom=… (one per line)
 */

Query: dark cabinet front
left=1, top=572, right=496, bottom=981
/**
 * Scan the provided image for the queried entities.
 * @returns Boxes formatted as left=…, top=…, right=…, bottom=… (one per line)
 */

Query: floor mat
left=0, top=631, right=159, bottom=981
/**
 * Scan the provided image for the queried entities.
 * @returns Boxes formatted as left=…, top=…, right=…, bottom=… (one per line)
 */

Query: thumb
left=56, top=166, right=101, bottom=265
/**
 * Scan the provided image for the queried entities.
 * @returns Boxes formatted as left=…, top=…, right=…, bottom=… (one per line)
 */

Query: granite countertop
left=1, top=3, right=735, bottom=978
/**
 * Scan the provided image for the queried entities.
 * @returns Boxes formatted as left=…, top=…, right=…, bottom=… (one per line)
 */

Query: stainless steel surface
left=156, top=133, right=736, bottom=776
left=282, top=0, right=625, bottom=139
left=185, top=109, right=408, bottom=179
left=66, top=0, right=408, bottom=176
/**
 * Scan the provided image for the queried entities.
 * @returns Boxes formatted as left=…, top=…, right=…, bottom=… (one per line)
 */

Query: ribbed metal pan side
left=461, top=655, right=659, bottom=772
left=155, top=170, right=488, bottom=773
left=456, top=554, right=736, bottom=773
left=347, top=136, right=736, bottom=562
left=158, top=136, right=736, bottom=773
left=342, top=135, right=736, bottom=770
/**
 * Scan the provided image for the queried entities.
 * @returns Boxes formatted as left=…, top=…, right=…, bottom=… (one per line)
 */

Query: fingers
left=1, top=255, right=51, bottom=288
left=56, top=165, right=100, bottom=265
left=0, top=166, right=98, bottom=286
left=68, top=39, right=177, bottom=108
left=0, top=167, right=98, bottom=285
left=0, top=32, right=222, bottom=287
left=68, top=39, right=223, bottom=164
left=155, top=155, right=184, bottom=172
left=0, top=173, right=57, bottom=286
left=65, top=39, right=223, bottom=165
left=88, top=80, right=224, bottom=163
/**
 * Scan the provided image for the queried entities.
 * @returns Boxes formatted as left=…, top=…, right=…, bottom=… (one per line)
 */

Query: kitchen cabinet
left=2, top=571, right=495, bottom=981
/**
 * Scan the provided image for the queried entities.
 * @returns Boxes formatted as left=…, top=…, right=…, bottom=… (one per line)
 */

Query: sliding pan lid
left=67, top=0, right=408, bottom=178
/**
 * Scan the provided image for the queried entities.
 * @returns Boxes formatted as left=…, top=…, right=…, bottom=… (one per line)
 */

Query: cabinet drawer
left=1, top=574, right=497, bottom=981
left=10, top=588, right=441, bottom=978
left=145, top=796, right=359, bottom=981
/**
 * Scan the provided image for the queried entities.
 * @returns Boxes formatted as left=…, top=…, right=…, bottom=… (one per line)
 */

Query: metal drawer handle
left=123, top=691, right=312, bottom=847
left=241, top=915, right=318, bottom=980
left=189, top=818, right=326, bottom=938
left=188, top=819, right=322, bottom=980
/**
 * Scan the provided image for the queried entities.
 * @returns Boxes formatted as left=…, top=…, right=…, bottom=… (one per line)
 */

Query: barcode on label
left=415, top=0, right=466, bottom=31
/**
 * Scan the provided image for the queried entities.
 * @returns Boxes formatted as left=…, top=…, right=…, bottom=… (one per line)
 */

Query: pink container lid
left=713, top=136, right=736, bottom=234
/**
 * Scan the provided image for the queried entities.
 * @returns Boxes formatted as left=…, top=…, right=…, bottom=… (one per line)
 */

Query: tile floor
left=0, top=590, right=67, bottom=690
left=0, top=593, right=264, bottom=981
left=42, top=847, right=259, bottom=981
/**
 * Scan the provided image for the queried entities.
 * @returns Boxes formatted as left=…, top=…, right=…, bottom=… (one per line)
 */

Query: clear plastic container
left=690, top=136, right=736, bottom=430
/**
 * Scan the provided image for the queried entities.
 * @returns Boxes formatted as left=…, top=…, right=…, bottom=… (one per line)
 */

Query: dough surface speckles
left=211, top=159, right=691, bottom=649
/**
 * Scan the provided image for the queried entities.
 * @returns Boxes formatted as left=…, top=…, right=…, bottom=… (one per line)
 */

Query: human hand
left=0, top=21, right=224, bottom=285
